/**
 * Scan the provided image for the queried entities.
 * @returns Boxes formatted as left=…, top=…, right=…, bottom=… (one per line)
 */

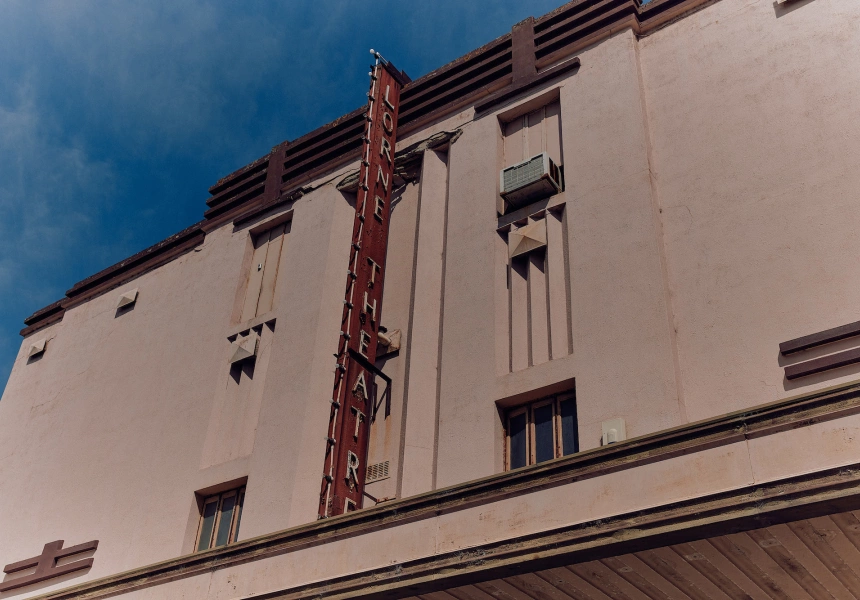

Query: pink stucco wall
left=639, top=0, right=860, bottom=420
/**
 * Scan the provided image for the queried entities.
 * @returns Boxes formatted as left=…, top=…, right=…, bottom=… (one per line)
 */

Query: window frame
left=529, top=397, right=558, bottom=464
left=195, top=486, right=245, bottom=552
left=557, top=391, right=578, bottom=456
left=504, top=392, right=577, bottom=470
left=505, top=406, right=530, bottom=470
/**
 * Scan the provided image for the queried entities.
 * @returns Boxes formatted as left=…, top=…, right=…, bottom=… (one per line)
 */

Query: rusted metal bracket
left=348, top=348, right=392, bottom=421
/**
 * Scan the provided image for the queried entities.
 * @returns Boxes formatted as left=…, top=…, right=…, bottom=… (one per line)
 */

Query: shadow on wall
left=389, top=183, right=409, bottom=214
left=774, top=0, right=818, bottom=18
left=114, top=301, right=136, bottom=319
left=782, top=361, right=860, bottom=392
left=230, top=359, right=255, bottom=385
left=25, top=352, right=44, bottom=366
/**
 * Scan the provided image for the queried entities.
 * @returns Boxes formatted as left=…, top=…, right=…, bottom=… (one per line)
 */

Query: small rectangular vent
left=366, top=460, right=390, bottom=483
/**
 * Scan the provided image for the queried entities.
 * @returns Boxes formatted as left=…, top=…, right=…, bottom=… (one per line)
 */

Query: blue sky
left=0, top=0, right=568, bottom=393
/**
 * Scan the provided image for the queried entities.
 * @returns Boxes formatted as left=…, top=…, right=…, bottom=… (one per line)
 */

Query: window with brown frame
left=505, top=391, right=578, bottom=470
left=195, top=487, right=245, bottom=552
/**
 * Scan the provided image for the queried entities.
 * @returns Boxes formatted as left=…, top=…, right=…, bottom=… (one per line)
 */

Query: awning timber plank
left=420, top=510, right=860, bottom=600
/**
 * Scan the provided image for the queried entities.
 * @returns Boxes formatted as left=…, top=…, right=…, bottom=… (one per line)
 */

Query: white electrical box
left=601, top=417, right=627, bottom=445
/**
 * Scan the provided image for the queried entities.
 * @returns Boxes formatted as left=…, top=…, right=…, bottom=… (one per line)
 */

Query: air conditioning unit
left=500, top=152, right=562, bottom=210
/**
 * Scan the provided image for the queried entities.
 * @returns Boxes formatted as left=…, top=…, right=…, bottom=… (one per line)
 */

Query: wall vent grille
left=503, top=155, right=546, bottom=191
left=366, top=461, right=390, bottom=483
left=500, top=152, right=562, bottom=209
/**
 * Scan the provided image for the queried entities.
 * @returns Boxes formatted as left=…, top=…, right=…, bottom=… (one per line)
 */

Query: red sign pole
left=319, top=51, right=408, bottom=518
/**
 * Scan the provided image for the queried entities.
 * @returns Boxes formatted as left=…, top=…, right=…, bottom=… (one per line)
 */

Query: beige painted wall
left=1, top=0, right=859, bottom=595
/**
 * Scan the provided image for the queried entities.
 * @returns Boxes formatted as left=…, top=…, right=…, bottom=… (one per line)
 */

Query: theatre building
left=4, top=0, right=860, bottom=597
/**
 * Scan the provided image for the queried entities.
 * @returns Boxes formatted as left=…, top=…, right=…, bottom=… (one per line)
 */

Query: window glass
left=509, top=412, right=528, bottom=469
left=560, top=396, right=578, bottom=456
left=196, top=486, right=245, bottom=552
left=504, top=389, right=577, bottom=470
left=533, top=404, right=555, bottom=463
left=197, top=499, right=219, bottom=552
left=234, top=491, right=245, bottom=542
left=214, top=493, right=237, bottom=547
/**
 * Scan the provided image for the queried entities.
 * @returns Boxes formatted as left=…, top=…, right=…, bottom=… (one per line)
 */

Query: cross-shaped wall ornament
left=0, top=540, right=98, bottom=592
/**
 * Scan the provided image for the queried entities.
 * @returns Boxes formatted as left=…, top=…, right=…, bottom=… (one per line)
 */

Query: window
left=505, top=391, right=578, bottom=470
left=241, top=222, right=289, bottom=321
left=503, top=100, right=562, bottom=174
left=195, top=487, right=245, bottom=552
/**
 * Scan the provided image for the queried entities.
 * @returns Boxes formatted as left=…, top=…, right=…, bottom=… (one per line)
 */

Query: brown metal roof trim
left=403, top=33, right=513, bottom=99
left=20, top=315, right=65, bottom=338
left=208, top=152, right=271, bottom=197
left=201, top=35, right=515, bottom=223
left=20, top=300, right=67, bottom=337
left=639, top=0, right=722, bottom=31
left=21, top=0, right=721, bottom=332
left=204, top=180, right=267, bottom=219
left=280, top=110, right=367, bottom=186
left=66, top=222, right=205, bottom=298
left=475, top=57, right=580, bottom=114
left=204, top=0, right=713, bottom=222
left=535, top=0, right=637, bottom=59
left=206, top=161, right=268, bottom=209
left=26, top=380, right=860, bottom=600
left=399, top=41, right=512, bottom=122
left=535, top=0, right=633, bottom=28
left=23, top=300, right=65, bottom=328
left=205, top=37, right=515, bottom=221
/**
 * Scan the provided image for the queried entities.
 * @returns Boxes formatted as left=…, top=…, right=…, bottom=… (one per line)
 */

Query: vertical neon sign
left=319, top=51, right=408, bottom=518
